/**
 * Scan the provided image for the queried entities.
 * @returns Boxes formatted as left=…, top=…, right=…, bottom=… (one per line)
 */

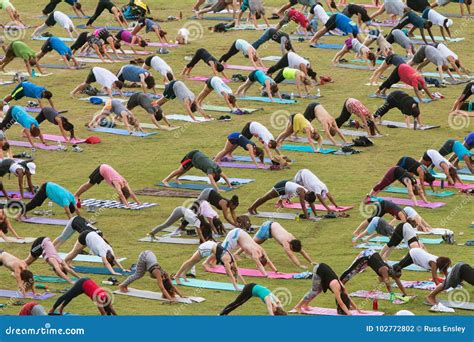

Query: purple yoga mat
left=0, top=289, right=55, bottom=300
left=430, top=181, right=474, bottom=190
left=290, top=307, right=384, bottom=316
left=208, top=266, right=296, bottom=279
left=187, top=76, right=230, bottom=83
left=42, top=134, right=87, bottom=144
left=21, top=217, right=69, bottom=225
left=0, top=191, right=34, bottom=199
left=380, top=197, right=445, bottom=209
left=147, top=42, right=179, bottom=48
left=25, top=107, right=67, bottom=114
left=223, top=64, right=268, bottom=71
left=9, top=141, right=60, bottom=151
left=277, top=201, right=354, bottom=212
left=218, top=162, right=270, bottom=169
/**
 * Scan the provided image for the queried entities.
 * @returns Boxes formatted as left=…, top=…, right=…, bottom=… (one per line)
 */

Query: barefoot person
left=85, top=0, right=127, bottom=28
left=126, top=93, right=172, bottom=128
left=142, top=55, right=174, bottom=83
left=213, top=132, right=266, bottom=169
left=3, top=81, right=54, bottom=109
left=197, top=189, right=240, bottom=227
left=195, top=76, right=239, bottom=112
left=148, top=205, right=203, bottom=241
left=0, top=250, right=35, bottom=297
left=0, top=106, right=46, bottom=148
left=236, top=70, right=281, bottom=102
left=219, top=39, right=265, bottom=69
left=352, top=217, right=394, bottom=245
left=35, top=107, right=75, bottom=142
left=87, top=99, right=143, bottom=134
left=396, top=156, right=436, bottom=195
left=32, top=10, right=79, bottom=40
left=379, top=222, right=423, bottom=259
left=71, top=67, right=123, bottom=98
left=275, top=113, right=323, bottom=152
left=302, top=103, right=349, bottom=146
left=0, top=0, right=25, bottom=25
left=35, top=36, right=80, bottom=69
left=0, top=159, right=36, bottom=200
left=335, top=98, right=379, bottom=136
left=374, top=90, right=424, bottom=129
left=451, top=82, right=474, bottom=113
left=181, top=48, right=226, bottom=78
left=241, top=121, right=279, bottom=159
left=0, top=209, right=23, bottom=242
left=116, top=64, right=156, bottom=94
left=131, top=17, right=168, bottom=43
left=438, top=139, right=474, bottom=174
left=421, top=149, right=462, bottom=185
left=0, top=40, right=45, bottom=77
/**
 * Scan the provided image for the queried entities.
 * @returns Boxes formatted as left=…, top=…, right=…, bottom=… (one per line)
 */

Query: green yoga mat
left=34, top=275, right=78, bottom=283
left=172, top=278, right=243, bottom=291
left=369, top=236, right=443, bottom=245
left=383, top=186, right=455, bottom=197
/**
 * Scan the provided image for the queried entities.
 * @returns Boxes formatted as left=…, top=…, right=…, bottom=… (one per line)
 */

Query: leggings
left=42, top=0, right=62, bottom=15
left=394, top=252, right=414, bottom=270
left=340, top=253, right=369, bottom=284
left=150, top=207, right=187, bottom=235
left=186, top=48, right=213, bottom=68
left=378, top=65, right=400, bottom=91
left=0, top=107, right=15, bottom=131
left=335, top=99, right=351, bottom=128
left=219, top=41, right=239, bottom=63
left=219, top=283, right=256, bottom=315
left=121, top=250, right=158, bottom=287
left=70, top=32, right=88, bottom=52
left=86, top=0, right=115, bottom=26
left=266, top=54, right=289, bottom=75
left=373, top=167, right=396, bottom=192
left=392, top=14, right=411, bottom=31
left=273, top=69, right=286, bottom=84
left=25, top=183, right=48, bottom=213
left=51, top=278, right=88, bottom=312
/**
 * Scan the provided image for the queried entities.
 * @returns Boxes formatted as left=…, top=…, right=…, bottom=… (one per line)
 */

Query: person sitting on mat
left=85, top=0, right=127, bottom=28
left=0, top=249, right=35, bottom=297
left=276, top=113, right=323, bottom=152
left=248, top=180, right=317, bottom=219
left=0, top=106, right=47, bottom=148
left=386, top=29, right=416, bottom=57
left=18, top=181, right=79, bottom=219
left=341, top=3, right=373, bottom=27
left=335, top=98, right=379, bottom=136
left=154, top=80, right=211, bottom=122
left=293, top=168, right=342, bottom=213
left=374, top=90, right=425, bottom=129
left=24, top=237, right=80, bottom=284
left=162, top=150, right=233, bottom=191
left=35, top=36, right=81, bottom=69
left=252, top=28, right=294, bottom=55
left=195, top=76, right=240, bottom=113
left=266, top=52, right=318, bottom=83
left=392, top=248, right=451, bottom=285
left=379, top=222, right=423, bottom=259
left=241, top=121, right=279, bottom=159
left=354, top=199, right=408, bottom=237
left=74, top=164, right=141, bottom=208
left=32, top=10, right=79, bottom=40
left=182, top=48, right=227, bottom=78
left=438, top=139, right=474, bottom=174
left=118, top=250, right=185, bottom=300
left=276, top=9, right=311, bottom=38
left=0, top=40, right=45, bottom=77
left=71, top=66, right=124, bottom=98
left=70, top=32, right=115, bottom=64
left=352, top=217, right=394, bottom=245
left=220, top=283, right=287, bottom=315
left=213, top=132, right=266, bottom=169
left=273, top=68, right=313, bottom=98
left=35, top=107, right=76, bottom=142
left=451, top=82, right=474, bottom=113
left=53, top=216, right=103, bottom=248
left=197, top=189, right=241, bottom=227
left=87, top=98, right=144, bottom=134
left=0, top=0, right=25, bottom=25
left=219, top=39, right=265, bottom=70
left=18, top=302, right=47, bottom=316
left=369, top=53, right=407, bottom=85
left=126, top=92, right=173, bottom=128
left=368, top=166, right=430, bottom=206
left=421, top=8, right=452, bottom=40
left=244, top=220, right=314, bottom=268
left=293, top=262, right=362, bottom=315
left=332, top=38, right=376, bottom=69
left=236, top=70, right=281, bottom=102
left=340, top=249, right=409, bottom=299
left=392, top=8, right=435, bottom=44
left=49, top=277, right=116, bottom=315
left=0, top=159, right=36, bottom=200
left=302, top=103, right=349, bottom=146
left=42, top=0, right=86, bottom=18
left=236, top=0, right=270, bottom=29
left=310, top=13, right=360, bottom=45
left=142, top=55, right=174, bottom=84
left=408, top=45, right=456, bottom=83
left=426, top=262, right=474, bottom=306
left=174, top=240, right=245, bottom=291
left=0, top=209, right=23, bottom=242
left=64, top=230, right=128, bottom=276
left=3, top=81, right=54, bottom=110
left=117, top=64, right=156, bottom=94
left=421, top=149, right=462, bottom=185
left=114, top=29, right=148, bottom=55
left=131, top=17, right=168, bottom=44
left=396, top=156, right=436, bottom=195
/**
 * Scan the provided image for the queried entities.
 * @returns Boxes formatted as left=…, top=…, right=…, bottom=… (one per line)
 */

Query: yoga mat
left=218, top=162, right=271, bottom=170
left=8, top=141, right=61, bottom=150
left=79, top=97, right=127, bottom=103
left=0, top=81, right=15, bottom=86
left=80, top=199, right=157, bottom=210
left=106, top=49, right=151, bottom=55
left=221, top=155, right=274, bottom=163
left=281, top=93, right=322, bottom=100
left=290, top=307, right=384, bottom=316
left=433, top=172, right=474, bottom=182
left=187, top=76, right=230, bottom=83
left=40, top=64, right=87, bottom=70
left=431, top=180, right=474, bottom=190
left=114, top=288, right=205, bottom=303
left=42, top=134, right=87, bottom=144
left=156, top=182, right=233, bottom=191
left=379, top=120, right=440, bottom=130
left=254, top=211, right=321, bottom=221
left=223, top=64, right=267, bottom=72
left=354, top=243, right=406, bottom=250
left=76, top=24, right=125, bottom=30
left=339, top=129, right=369, bottom=137
left=207, top=266, right=296, bottom=279
left=238, top=96, right=296, bottom=104
left=439, top=13, right=474, bottom=18
left=281, top=145, right=337, bottom=154
left=286, top=136, right=353, bottom=146
left=0, top=72, right=53, bottom=77
left=21, top=217, right=69, bottom=226
left=75, top=57, right=116, bottom=64
left=335, top=64, right=373, bottom=70
left=0, top=237, right=35, bottom=243
left=400, top=280, right=436, bottom=290
left=369, top=94, right=433, bottom=103
left=117, top=122, right=180, bottom=131
left=25, top=107, right=67, bottom=114
left=370, top=236, right=443, bottom=245
left=383, top=186, right=454, bottom=197
left=73, top=266, right=132, bottom=275
left=276, top=201, right=353, bottom=212
left=201, top=105, right=260, bottom=113
left=458, top=167, right=472, bottom=175
left=34, top=275, right=76, bottom=283
left=0, top=290, right=55, bottom=300
left=166, top=114, right=211, bottom=122
left=261, top=56, right=281, bottom=62
left=189, top=15, right=234, bottom=21
left=422, top=72, right=474, bottom=79
left=139, top=236, right=200, bottom=245
left=365, top=82, right=424, bottom=89
left=56, top=253, right=126, bottom=264
left=310, top=43, right=344, bottom=49
left=350, top=290, right=416, bottom=304
left=178, top=175, right=254, bottom=184
left=229, top=24, right=270, bottom=30
left=135, top=188, right=199, bottom=198
left=378, top=197, right=446, bottom=208
left=87, top=127, right=157, bottom=137
left=413, top=35, right=464, bottom=42
left=417, top=228, right=454, bottom=235
left=387, top=261, right=428, bottom=272
left=32, top=36, right=74, bottom=42
left=0, top=191, right=34, bottom=199
left=431, top=299, right=474, bottom=311
left=173, top=278, right=243, bottom=291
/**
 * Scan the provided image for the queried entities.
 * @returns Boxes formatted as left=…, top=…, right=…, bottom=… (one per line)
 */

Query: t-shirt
left=391, top=29, right=412, bottom=49
left=347, top=38, right=367, bottom=53
left=465, top=132, right=474, bottom=149
left=149, top=56, right=172, bottom=76
left=104, top=99, right=128, bottom=116
left=249, top=122, right=274, bottom=144
left=310, top=4, right=329, bottom=24
left=173, top=81, right=194, bottom=102
left=41, top=237, right=62, bottom=263
left=343, top=4, right=371, bottom=23
left=11, top=41, right=35, bottom=59
left=288, top=9, right=309, bottom=27
left=401, top=222, right=417, bottom=242
left=293, top=113, right=311, bottom=133
left=409, top=247, right=437, bottom=270
left=99, top=164, right=125, bottom=187
left=45, top=182, right=76, bottom=207
left=190, top=151, right=221, bottom=175
left=53, top=11, right=74, bottom=30
left=424, top=45, right=446, bottom=67
left=235, top=39, right=253, bottom=56
left=92, top=67, right=118, bottom=89
left=249, top=70, right=273, bottom=86
left=405, top=11, right=426, bottom=28
left=397, top=156, right=422, bottom=175
left=387, top=91, right=418, bottom=116
left=39, top=107, right=59, bottom=124
left=422, top=8, right=451, bottom=26
left=118, top=65, right=148, bottom=82
left=385, top=54, right=406, bottom=66
left=436, top=43, right=457, bottom=60
left=117, top=29, right=133, bottom=43
left=398, top=64, right=426, bottom=88
left=198, top=200, right=218, bottom=219
left=288, top=52, right=309, bottom=69
left=127, top=93, right=155, bottom=114
left=49, top=36, right=72, bottom=56
left=283, top=181, right=303, bottom=198
left=424, top=149, right=452, bottom=168
left=210, top=76, right=232, bottom=95
left=227, top=132, right=255, bottom=150
left=346, top=98, right=370, bottom=117
left=13, top=82, right=45, bottom=100
left=335, top=13, right=359, bottom=35
left=316, top=263, right=338, bottom=293
left=294, top=169, right=328, bottom=196
left=86, top=231, right=111, bottom=258
left=11, top=106, right=39, bottom=129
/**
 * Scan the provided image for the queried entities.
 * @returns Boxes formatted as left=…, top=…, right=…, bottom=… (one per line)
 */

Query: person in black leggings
left=396, top=156, right=436, bottom=193
left=427, top=262, right=474, bottom=305
left=266, top=53, right=318, bottom=82
left=86, top=0, right=127, bottom=28
left=373, top=90, right=423, bottom=129
left=42, top=0, right=86, bottom=17
left=451, top=81, right=473, bottom=112
left=181, top=48, right=226, bottom=78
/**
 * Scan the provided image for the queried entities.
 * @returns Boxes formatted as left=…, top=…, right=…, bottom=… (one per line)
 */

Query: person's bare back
left=269, top=222, right=294, bottom=247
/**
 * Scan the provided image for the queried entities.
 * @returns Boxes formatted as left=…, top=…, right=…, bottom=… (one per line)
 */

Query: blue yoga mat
left=88, top=127, right=157, bottom=137
left=335, top=64, right=372, bottom=70
left=32, top=36, right=74, bottom=42
left=156, top=182, right=233, bottom=191
left=387, top=261, right=427, bottom=272
left=281, top=144, right=337, bottom=154
left=238, top=96, right=296, bottom=104
left=458, top=167, right=472, bottom=175
left=40, top=64, right=87, bottom=70
left=310, top=43, right=343, bottom=49
left=369, top=236, right=443, bottom=245
left=73, top=266, right=132, bottom=275
left=433, top=172, right=474, bottom=182
left=383, top=186, right=454, bottom=197
left=173, top=278, right=243, bottom=291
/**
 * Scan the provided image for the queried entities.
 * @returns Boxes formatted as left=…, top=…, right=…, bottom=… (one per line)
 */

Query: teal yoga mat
left=370, top=236, right=443, bottom=245
left=310, top=43, right=343, bottom=49
left=88, top=127, right=157, bottom=137
left=34, top=275, right=78, bottom=283
left=335, top=64, right=373, bottom=70
left=281, top=145, right=337, bottom=154
left=238, top=96, right=296, bottom=104
left=433, top=172, right=474, bottom=182
left=383, top=186, right=455, bottom=197
left=172, top=278, right=243, bottom=291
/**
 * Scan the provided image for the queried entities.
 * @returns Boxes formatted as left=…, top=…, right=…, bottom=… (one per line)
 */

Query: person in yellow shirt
left=276, top=113, right=323, bottom=152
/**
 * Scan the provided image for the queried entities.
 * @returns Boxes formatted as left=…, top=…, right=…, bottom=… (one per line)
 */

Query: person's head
left=154, top=106, right=163, bottom=121
left=311, top=131, right=321, bottom=141
left=424, top=20, right=433, bottom=29
left=448, top=167, right=459, bottom=184
left=190, top=101, right=198, bottom=113
left=259, top=254, right=268, bottom=266
left=424, top=171, right=435, bottom=185
left=268, top=139, right=277, bottom=149
left=28, top=58, right=37, bottom=66
left=114, top=41, right=121, bottom=50
left=74, top=2, right=82, bottom=10
left=289, top=239, right=302, bottom=252
left=25, top=162, right=36, bottom=176
left=113, top=81, right=124, bottom=90
left=304, top=191, right=316, bottom=203
left=307, top=68, right=317, bottom=81
left=302, top=75, right=312, bottom=86
left=367, top=52, right=376, bottom=67
left=30, top=125, right=40, bottom=137
left=199, top=215, right=213, bottom=241
left=436, top=257, right=451, bottom=274
left=20, top=269, right=34, bottom=292
left=229, top=195, right=239, bottom=209
left=252, top=54, right=259, bottom=62
left=329, top=127, right=337, bottom=136
left=274, top=306, right=287, bottom=315
left=61, top=117, right=75, bottom=138
left=270, top=83, right=279, bottom=95
left=166, top=72, right=174, bottom=81
left=162, top=276, right=177, bottom=297
left=411, top=103, right=420, bottom=117
left=212, top=172, right=221, bottom=182
left=105, top=250, right=116, bottom=267
left=213, top=217, right=224, bottom=233
left=228, top=94, right=236, bottom=105
left=139, top=40, right=148, bottom=48
left=121, top=186, right=131, bottom=199
left=215, top=62, right=224, bottom=72
left=159, top=30, right=167, bottom=38
left=336, top=291, right=351, bottom=315
left=388, top=265, right=402, bottom=279
left=144, top=75, right=155, bottom=89
left=42, top=90, right=53, bottom=100
left=236, top=215, right=251, bottom=230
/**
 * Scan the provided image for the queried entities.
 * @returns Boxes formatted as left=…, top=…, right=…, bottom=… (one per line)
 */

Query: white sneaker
left=430, top=303, right=455, bottom=313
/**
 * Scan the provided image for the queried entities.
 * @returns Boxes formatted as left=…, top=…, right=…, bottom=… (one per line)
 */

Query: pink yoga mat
left=42, top=134, right=87, bottom=144
left=380, top=197, right=445, bottom=209
left=0, top=289, right=55, bottom=300
left=9, top=141, right=60, bottom=151
left=218, top=162, right=271, bottom=169
left=0, top=191, right=34, bottom=199
left=147, top=42, right=179, bottom=48
left=429, top=181, right=474, bottom=190
left=289, top=307, right=384, bottom=316
left=224, top=64, right=268, bottom=71
left=208, top=266, right=296, bottom=279
left=276, top=201, right=354, bottom=212
left=187, top=76, right=230, bottom=83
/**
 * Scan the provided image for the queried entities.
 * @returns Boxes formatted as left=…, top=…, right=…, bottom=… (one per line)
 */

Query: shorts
left=344, top=38, right=354, bottom=50
left=198, top=241, right=216, bottom=258
left=210, top=0, right=228, bottom=13
left=324, top=14, right=338, bottom=31
left=443, top=262, right=465, bottom=290
left=367, top=253, right=387, bottom=276
left=303, top=263, right=323, bottom=301
left=144, top=55, right=154, bottom=67
left=241, top=122, right=252, bottom=139
left=255, top=221, right=273, bottom=241
left=180, top=150, right=197, bottom=171
left=205, top=77, right=213, bottom=90
left=273, top=180, right=288, bottom=196
left=41, top=38, right=54, bottom=53
left=45, top=12, right=57, bottom=26
left=85, top=69, right=97, bottom=84
left=78, top=230, right=92, bottom=245
left=223, top=228, right=241, bottom=251
left=30, top=237, right=46, bottom=259
left=88, top=165, right=104, bottom=184
left=453, top=141, right=472, bottom=160
left=240, top=0, right=249, bottom=12
left=96, top=29, right=111, bottom=41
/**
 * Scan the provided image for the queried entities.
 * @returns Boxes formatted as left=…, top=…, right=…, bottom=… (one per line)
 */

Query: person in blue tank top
left=35, top=36, right=81, bottom=69
left=236, top=70, right=281, bottom=102
left=0, top=106, right=46, bottom=148
left=310, top=13, right=360, bottom=45
left=116, top=64, right=156, bottom=94
left=213, top=132, right=266, bottom=169
left=3, top=81, right=54, bottom=109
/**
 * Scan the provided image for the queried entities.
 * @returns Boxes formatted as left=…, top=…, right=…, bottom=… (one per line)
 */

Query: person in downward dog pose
left=181, top=48, right=227, bottom=78
left=332, top=38, right=377, bottom=69
left=301, top=103, right=349, bottom=146
left=219, top=39, right=265, bottom=69
left=85, top=0, right=127, bottom=28
left=396, top=156, right=436, bottom=195
left=131, top=17, right=168, bottom=44
left=0, top=249, right=35, bottom=296
left=379, top=222, right=424, bottom=259
left=32, top=10, right=79, bottom=40
left=420, top=149, right=462, bottom=185
left=241, top=121, right=279, bottom=159
left=352, top=217, right=394, bottom=245
left=236, top=70, right=281, bottom=102
left=195, top=76, right=240, bottom=113
left=213, top=132, right=266, bottom=169
left=276, top=113, right=323, bottom=152
left=197, top=189, right=242, bottom=227
left=374, top=91, right=425, bottom=129
left=335, top=98, right=380, bottom=136
left=438, top=139, right=474, bottom=174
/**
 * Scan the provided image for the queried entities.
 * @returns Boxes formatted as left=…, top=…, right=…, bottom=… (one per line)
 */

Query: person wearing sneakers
left=74, top=164, right=140, bottom=208
left=142, top=55, right=174, bottom=83
left=241, top=121, right=279, bottom=158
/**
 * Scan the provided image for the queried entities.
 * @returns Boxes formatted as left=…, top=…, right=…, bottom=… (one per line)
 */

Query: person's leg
left=370, top=168, right=395, bottom=195
left=53, top=217, right=76, bottom=248
left=175, top=251, right=203, bottom=278
left=185, top=49, right=204, bottom=71
left=119, top=251, right=148, bottom=288
left=294, top=265, right=322, bottom=310
left=74, top=182, right=94, bottom=199
left=335, top=100, right=351, bottom=127
left=0, top=107, right=14, bottom=130
left=219, top=283, right=255, bottom=315
left=267, top=54, right=289, bottom=74
left=50, top=278, right=86, bottom=313
left=252, top=28, right=272, bottom=49
left=162, top=166, right=186, bottom=185
left=394, top=252, right=414, bottom=269
left=42, top=0, right=61, bottom=15
left=248, top=189, right=278, bottom=213
left=150, top=207, right=185, bottom=236
left=219, top=42, right=239, bottom=62
left=340, top=255, right=369, bottom=284
left=24, top=183, right=48, bottom=213
left=378, top=66, right=400, bottom=93
left=32, top=24, right=48, bottom=38
left=86, top=1, right=107, bottom=26
left=63, top=239, right=85, bottom=265
left=273, top=69, right=285, bottom=84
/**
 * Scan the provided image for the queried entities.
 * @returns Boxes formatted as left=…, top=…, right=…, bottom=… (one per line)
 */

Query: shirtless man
left=0, top=250, right=35, bottom=296
left=303, top=102, right=348, bottom=146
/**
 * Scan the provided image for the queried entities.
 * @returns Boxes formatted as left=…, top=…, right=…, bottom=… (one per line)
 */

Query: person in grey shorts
left=426, top=262, right=474, bottom=305
left=371, top=0, right=406, bottom=20
left=87, top=99, right=143, bottom=134
left=408, top=45, right=455, bottom=82
left=386, top=29, right=415, bottom=56
left=352, top=217, right=394, bottom=245
left=53, top=216, right=102, bottom=248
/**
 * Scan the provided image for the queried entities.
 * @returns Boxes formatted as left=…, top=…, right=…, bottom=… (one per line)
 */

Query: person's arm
left=264, top=80, right=274, bottom=102
left=184, top=101, right=198, bottom=121
left=219, top=172, right=233, bottom=188
left=305, top=129, right=320, bottom=152
left=324, top=123, right=339, bottom=146
left=421, top=83, right=436, bottom=100
left=393, top=277, right=408, bottom=296
left=113, top=182, right=131, bottom=207
left=317, top=194, right=332, bottom=212
left=283, top=245, right=304, bottom=268
left=17, top=170, right=25, bottom=199
left=222, top=206, right=238, bottom=227
left=247, top=145, right=260, bottom=168
left=24, top=60, right=33, bottom=76
left=207, top=174, right=220, bottom=191
left=126, top=185, right=140, bottom=204
left=404, top=181, right=418, bottom=206
left=295, top=74, right=303, bottom=97
left=223, top=261, right=240, bottom=290
left=56, top=117, right=69, bottom=141
left=102, top=256, right=121, bottom=275
left=429, top=262, right=440, bottom=285
left=139, top=74, right=147, bottom=93
left=5, top=218, right=21, bottom=239
left=23, top=129, right=36, bottom=148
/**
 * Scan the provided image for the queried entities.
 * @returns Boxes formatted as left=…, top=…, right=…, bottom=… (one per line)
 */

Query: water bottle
left=48, top=201, right=53, bottom=215
left=317, top=88, right=321, bottom=97
left=31, top=68, right=36, bottom=78
left=372, top=298, right=378, bottom=311
left=389, top=292, right=395, bottom=302
left=290, top=92, right=294, bottom=100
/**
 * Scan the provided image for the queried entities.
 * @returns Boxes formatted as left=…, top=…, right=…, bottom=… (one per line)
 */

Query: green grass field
left=0, top=0, right=472, bottom=316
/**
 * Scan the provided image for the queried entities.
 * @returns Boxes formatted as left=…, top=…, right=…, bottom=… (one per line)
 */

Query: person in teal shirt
left=0, top=106, right=46, bottom=148
left=236, top=70, right=281, bottom=102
